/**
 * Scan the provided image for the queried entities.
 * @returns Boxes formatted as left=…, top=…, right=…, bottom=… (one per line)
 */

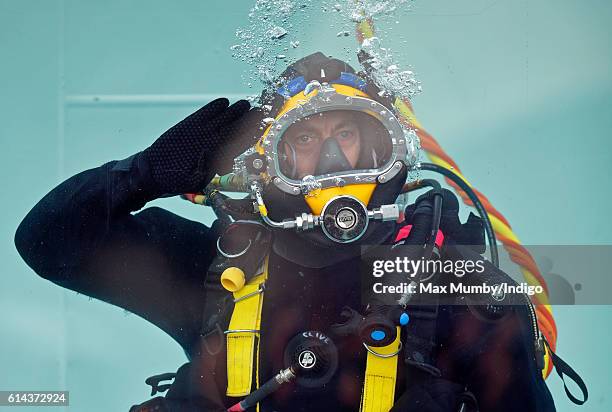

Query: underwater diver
left=15, top=52, right=566, bottom=412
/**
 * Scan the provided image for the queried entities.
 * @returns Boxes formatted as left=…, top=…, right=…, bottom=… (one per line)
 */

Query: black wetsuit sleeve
left=14, top=154, right=219, bottom=349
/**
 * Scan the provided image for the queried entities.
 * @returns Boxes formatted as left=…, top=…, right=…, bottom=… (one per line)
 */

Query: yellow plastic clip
left=220, top=267, right=246, bottom=292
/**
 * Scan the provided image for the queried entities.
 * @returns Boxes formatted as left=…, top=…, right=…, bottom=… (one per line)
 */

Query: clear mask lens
left=276, top=110, right=393, bottom=181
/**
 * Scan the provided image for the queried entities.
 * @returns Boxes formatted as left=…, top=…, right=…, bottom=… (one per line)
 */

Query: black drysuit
left=14, top=157, right=556, bottom=412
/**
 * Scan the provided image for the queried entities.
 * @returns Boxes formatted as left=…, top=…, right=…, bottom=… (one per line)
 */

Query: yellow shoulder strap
left=360, top=327, right=401, bottom=412
left=225, top=258, right=268, bottom=397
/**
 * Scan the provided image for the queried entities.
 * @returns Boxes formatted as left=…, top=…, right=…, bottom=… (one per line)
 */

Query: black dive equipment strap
left=543, top=339, right=588, bottom=405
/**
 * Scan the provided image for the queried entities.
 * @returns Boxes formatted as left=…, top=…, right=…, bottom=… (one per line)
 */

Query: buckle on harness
left=363, top=341, right=403, bottom=358
left=233, top=283, right=265, bottom=303
left=144, top=372, right=176, bottom=396
left=224, top=329, right=261, bottom=334
left=201, top=322, right=224, bottom=356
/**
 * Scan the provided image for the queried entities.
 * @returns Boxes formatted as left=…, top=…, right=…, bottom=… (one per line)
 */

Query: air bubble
left=300, top=175, right=321, bottom=196
left=268, top=26, right=288, bottom=39
left=360, top=32, right=422, bottom=100
left=404, top=129, right=420, bottom=166
left=232, top=0, right=416, bottom=102
left=351, top=11, right=365, bottom=23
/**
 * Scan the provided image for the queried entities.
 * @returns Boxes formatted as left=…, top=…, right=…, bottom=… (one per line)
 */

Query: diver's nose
left=314, top=137, right=352, bottom=175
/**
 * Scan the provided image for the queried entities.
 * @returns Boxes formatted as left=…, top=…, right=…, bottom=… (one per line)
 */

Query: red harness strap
left=394, top=224, right=445, bottom=248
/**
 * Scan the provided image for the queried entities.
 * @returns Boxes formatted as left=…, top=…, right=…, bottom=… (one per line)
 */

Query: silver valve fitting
left=368, top=204, right=400, bottom=222
left=254, top=190, right=400, bottom=243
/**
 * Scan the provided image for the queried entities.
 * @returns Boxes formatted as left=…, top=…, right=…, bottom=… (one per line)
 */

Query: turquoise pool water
left=1, top=1, right=611, bottom=410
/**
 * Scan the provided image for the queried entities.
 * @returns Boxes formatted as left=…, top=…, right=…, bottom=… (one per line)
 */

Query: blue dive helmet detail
left=277, top=72, right=368, bottom=98
left=330, top=72, right=368, bottom=91
left=277, top=76, right=308, bottom=98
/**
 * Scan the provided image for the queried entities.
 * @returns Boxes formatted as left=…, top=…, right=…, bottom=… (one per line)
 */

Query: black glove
left=140, top=98, right=263, bottom=197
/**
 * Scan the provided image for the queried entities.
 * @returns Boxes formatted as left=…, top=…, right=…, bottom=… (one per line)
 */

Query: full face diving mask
left=234, top=81, right=418, bottom=244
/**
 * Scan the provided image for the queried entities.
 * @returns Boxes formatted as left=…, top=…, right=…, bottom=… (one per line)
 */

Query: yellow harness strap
left=360, top=327, right=402, bottom=412
left=225, top=259, right=268, bottom=397
left=225, top=257, right=401, bottom=410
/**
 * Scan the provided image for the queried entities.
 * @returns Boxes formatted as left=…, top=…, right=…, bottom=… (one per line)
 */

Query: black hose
left=417, top=179, right=441, bottom=191
left=204, top=190, right=233, bottom=228
left=418, top=162, right=499, bottom=268
left=417, top=179, right=444, bottom=258
left=424, top=191, right=443, bottom=258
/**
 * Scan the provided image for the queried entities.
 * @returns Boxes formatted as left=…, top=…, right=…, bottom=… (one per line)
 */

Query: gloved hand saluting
left=140, top=98, right=262, bottom=197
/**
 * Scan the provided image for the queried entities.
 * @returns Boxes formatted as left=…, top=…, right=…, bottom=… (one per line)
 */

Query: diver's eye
left=335, top=130, right=356, bottom=143
left=296, top=134, right=315, bottom=145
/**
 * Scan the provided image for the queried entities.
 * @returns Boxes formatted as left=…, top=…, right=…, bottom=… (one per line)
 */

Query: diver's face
left=281, top=111, right=361, bottom=179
